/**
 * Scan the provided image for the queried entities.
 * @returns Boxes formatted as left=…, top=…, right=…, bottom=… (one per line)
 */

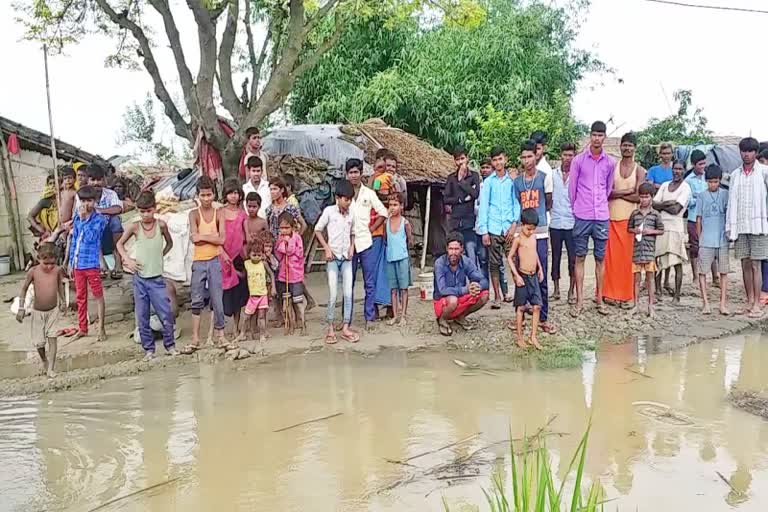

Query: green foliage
left=290, top=16, right=417, bottom=123
left=293, top=0, right=599, bottom=152
left=636, top=89, right=714, bottom=167
left=443, top=425, right=607, bottom=512
left=466, top=92, right=585, bottom=162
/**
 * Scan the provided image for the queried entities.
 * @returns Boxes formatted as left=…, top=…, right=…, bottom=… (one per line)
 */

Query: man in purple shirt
left=568, top=121, right=616, bottom=317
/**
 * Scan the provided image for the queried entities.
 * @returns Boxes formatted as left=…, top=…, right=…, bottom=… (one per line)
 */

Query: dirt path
left=0, top=260, right=764, bottom=397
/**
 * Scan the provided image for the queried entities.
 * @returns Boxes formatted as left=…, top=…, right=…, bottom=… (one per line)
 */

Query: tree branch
left=93, top=0, right=192, bottom=142
left=302, top=0, right=342, bottom=37
left=147, top=0, right=200, bottom=121
left=217, top=0, right=244, bottom=121
left=292, top=15, right=344, bottom=79
left=186, top=0, right=227, bottom=148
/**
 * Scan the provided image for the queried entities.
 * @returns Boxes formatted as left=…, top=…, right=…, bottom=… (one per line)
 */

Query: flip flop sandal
left=540, top=323, right=558, bottom=335
left=453, top=318, right=474, bottom=331
left=569, top=306, right=583, bottom=318
left=180, top=345, right=200, bottom=355
left=437, top=321, right=453, bottom=337
left=324, top=333, right=338, bottom=345
left=341, top=332, right=360, bottom=343
left=110, top=269, right=123, bottom=280
left=597, top=304, right=610, bottom=316
left=490, top=301, right=501, bottom=310
left=503, top=296, right=514, bottom=303
left=100, top=269, right=109, bottom=279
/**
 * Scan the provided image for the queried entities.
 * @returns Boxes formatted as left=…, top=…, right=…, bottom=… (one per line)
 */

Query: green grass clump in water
left=534, top=337, right=596, bottom=370
left=443, top=425, right=607, bottom=512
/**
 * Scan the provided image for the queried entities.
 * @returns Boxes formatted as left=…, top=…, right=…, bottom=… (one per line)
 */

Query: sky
left=0, top=0, right=766, bottom=158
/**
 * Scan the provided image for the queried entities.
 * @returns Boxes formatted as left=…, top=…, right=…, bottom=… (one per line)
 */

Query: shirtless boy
left=16, top=242, right=66, bottom=378
left=245, top=192, right=268, bottom=244
left=507, top=208, right=545, bottom=350
left=59, top=167, right=77, bottom=225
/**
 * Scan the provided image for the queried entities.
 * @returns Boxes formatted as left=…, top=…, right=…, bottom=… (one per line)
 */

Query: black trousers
left=550, top=228, right=575, bottom=282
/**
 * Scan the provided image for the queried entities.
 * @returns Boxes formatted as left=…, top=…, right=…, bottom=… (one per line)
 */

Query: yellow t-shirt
left=245, top=259, right=268, bottom=296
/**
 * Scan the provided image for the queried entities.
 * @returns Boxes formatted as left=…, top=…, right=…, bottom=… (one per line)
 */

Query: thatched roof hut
left=346, top=119, right=454, bottom=185
left=263, top=120, right=454, bottom=185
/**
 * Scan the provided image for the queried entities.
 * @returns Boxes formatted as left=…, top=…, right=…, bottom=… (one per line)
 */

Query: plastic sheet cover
left=263, top=125, right=372, bottom=177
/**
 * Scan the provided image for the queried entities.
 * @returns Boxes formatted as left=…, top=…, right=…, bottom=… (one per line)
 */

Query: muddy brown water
left=2, top=333, right=768, bottom=511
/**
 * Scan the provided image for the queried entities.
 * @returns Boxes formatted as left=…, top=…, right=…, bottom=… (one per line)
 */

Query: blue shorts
left=573, top=218, right=609, bottom=260
left=387, top=258, right=412, bottom=290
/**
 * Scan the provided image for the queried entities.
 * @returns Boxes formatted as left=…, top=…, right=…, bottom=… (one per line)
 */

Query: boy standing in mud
left=66, top=186, right=108, bottom=341
left=696, top=164, right=730, bottom=315
left=16, top=243, right=66, bottom=378
left=116, top=191, right=177, bottom=361
left=627, top=183, right=664, bottom=318
left=507, top=208, right=545, bottom=350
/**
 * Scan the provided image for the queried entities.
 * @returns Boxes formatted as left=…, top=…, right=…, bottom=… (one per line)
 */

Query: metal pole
left=43, top=44, right=61, bottom=212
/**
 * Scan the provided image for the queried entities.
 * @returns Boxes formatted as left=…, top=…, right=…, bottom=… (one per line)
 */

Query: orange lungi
left=603, top=219, right=634, bottom=302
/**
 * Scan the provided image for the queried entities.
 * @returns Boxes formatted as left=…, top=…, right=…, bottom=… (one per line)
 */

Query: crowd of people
left=434, top=123, right=768, bottom=349
left=15, top=122, right=768, bottom=377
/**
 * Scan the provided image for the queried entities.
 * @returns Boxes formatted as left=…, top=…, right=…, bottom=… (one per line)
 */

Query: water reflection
left=0, top=334, right=767, bottom=511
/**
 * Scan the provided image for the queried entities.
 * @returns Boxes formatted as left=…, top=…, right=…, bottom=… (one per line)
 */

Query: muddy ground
left=0, top=259, right=764, bottom=397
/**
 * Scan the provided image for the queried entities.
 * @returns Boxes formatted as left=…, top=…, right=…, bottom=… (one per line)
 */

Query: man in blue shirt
left=646, top=142, right=675, bottom=191
left=684, top=150, right=710, bottom=282
left=477, top=146, right=521, bottom=309
left=433, top=233, right=489, bottom=336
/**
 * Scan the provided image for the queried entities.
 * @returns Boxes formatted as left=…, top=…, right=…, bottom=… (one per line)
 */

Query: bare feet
left=72, top=331, right=86, bottom=341
left=97, top=330, right=107, bottom=342
left=719, top=305, right=730, bottom=316
left=235, top=332, right=247, bottom=342
left=648, top=306, right=657, bottom=320
left=259, top=335, right=267, bottom=343
left=516, top=336, right=529, bottom=349
left=365, top=321, right=375, bottom=332
left=628, top=305, right=639, bottom=316
left=46, top=370, right=57, bottom=379
left=748, top=308, right=764, bottom=319
left=529, top=337, right=543, bottom=351
left=398, top=317, right=407, bottom=327
left=672, top=296, right=680, bottom=305
left=386, top=317, right=398, bottom=326
left=702, top=304, right=711, bottom=315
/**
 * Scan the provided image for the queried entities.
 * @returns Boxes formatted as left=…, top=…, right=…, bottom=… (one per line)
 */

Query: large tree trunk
left=221, top=140, right=243, bottom=180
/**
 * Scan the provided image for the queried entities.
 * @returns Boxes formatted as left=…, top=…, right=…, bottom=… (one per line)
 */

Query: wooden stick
left=386, top=432, right=481, bottom=465
left=420, top=186, right=431, bottom=271
left=273, top=412, right=342, bottom=433
left=87, top=478, right=180, bottom=512
left=625, top=366, right=653, bottom=379
left=716, top=471, right=742, bottom=495
left=43, top=44, right=61, bottom=213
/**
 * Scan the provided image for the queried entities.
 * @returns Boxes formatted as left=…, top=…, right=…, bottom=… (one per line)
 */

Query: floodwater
left=2, top=333, right=768, bottom=512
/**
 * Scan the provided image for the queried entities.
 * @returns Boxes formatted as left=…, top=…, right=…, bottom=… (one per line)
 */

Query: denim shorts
left=573, top=218, right=609, bottom=260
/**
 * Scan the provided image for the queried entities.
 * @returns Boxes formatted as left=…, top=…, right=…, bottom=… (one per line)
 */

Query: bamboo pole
left=420, top=185, right=431, bottom=271
left=43, top=45, right=61, bottom=212
left=0, top=136, right=25, bottom=270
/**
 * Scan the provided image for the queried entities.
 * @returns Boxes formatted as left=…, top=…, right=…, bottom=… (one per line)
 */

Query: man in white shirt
left=346, top=158, right=388, bottom=330
left=242, top=155, right=271, bottom=219
left=726, top=137, right=768, bottom=318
